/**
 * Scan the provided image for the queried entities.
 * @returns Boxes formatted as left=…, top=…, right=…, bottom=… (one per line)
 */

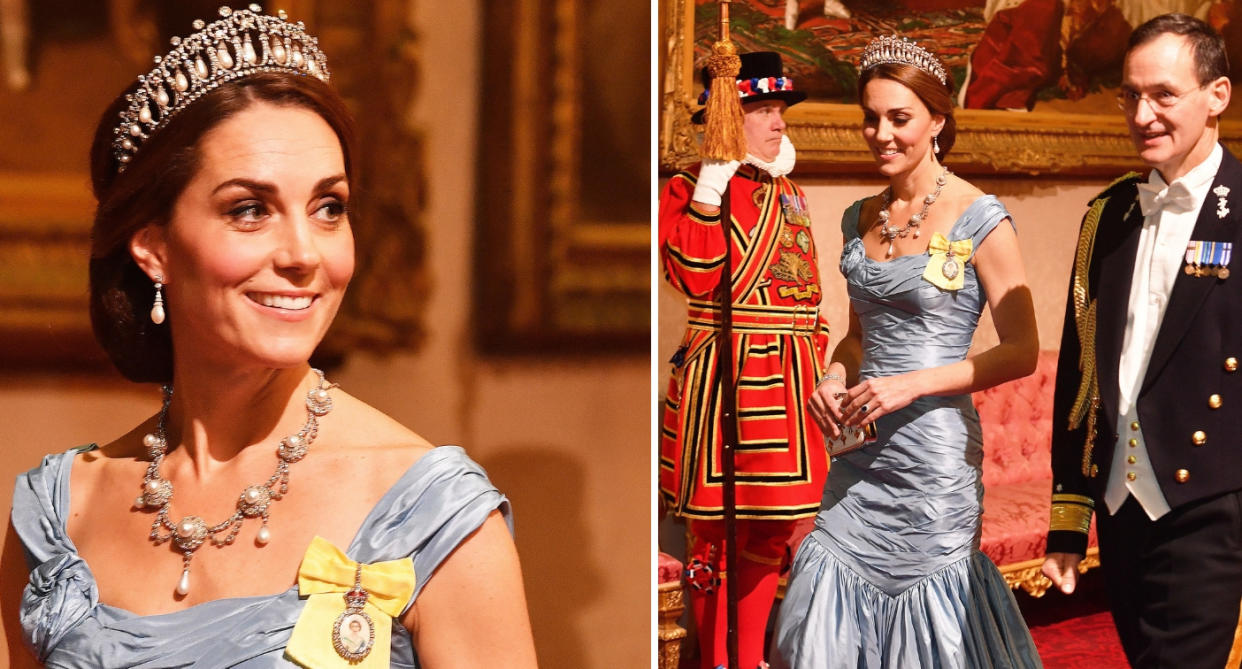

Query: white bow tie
left=1137, top=180, right=1194, bottom=216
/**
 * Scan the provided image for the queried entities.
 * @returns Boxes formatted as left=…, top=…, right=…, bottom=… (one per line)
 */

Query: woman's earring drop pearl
left=151, top=276, right=166, bottom=325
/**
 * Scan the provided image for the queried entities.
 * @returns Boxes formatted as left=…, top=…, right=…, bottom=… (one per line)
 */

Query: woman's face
left=860, top=77, right=944, bottom=177
left=131, top=101, right=354, bottom=372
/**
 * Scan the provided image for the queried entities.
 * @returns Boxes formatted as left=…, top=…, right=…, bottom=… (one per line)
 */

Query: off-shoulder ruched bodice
left=11, top=445, right=509, bottom=668
left=773, top=195, right=1042, bottom=669
left=842, top=197, right=996, bottom=380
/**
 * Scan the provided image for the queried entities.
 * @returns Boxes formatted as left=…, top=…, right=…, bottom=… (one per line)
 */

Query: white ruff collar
left=744, top=135, right=796, bottom=178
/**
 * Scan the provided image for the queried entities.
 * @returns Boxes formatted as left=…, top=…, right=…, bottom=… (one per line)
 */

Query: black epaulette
left=1089, top=171, right=1143, bottom=205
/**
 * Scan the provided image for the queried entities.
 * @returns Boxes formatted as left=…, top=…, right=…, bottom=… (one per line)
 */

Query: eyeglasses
left=1116, top=84, right=1206, bottom=112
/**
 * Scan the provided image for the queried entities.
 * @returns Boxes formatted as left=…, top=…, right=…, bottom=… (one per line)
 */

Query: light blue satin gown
left=11, top=445, right=509, bottom=668
left=773, top=196, right=1042, bottom=668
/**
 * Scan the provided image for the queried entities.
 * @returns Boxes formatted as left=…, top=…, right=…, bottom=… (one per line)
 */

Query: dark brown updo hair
left=857, top=62, right=957, bottom=162
left=88, top=72, right=358, bottom=383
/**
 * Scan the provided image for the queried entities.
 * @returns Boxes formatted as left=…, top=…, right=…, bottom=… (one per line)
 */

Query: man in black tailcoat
left=1042, top=13, right=1242, bottom=669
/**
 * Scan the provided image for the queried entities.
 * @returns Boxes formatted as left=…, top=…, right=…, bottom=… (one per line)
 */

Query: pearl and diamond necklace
left=135, top=368, right=337, bottom=595
left=877, top=166, right=951, bottom=257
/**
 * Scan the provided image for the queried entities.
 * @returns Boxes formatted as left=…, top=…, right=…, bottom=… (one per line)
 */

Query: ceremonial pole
left=701, top=3, right=746, bottom=666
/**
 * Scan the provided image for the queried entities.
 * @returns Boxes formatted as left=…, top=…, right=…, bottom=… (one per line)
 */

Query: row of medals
left=1186, top=263, right=1230, bottom=278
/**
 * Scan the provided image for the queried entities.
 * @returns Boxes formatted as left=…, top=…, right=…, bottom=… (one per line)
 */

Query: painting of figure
left=964, top=0, right=1241, bottom=115
left=694, top=0, right=1242, bottom=118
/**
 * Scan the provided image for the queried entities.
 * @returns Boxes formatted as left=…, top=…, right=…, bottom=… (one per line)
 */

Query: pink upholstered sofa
left=657, top=552, right=687, bottom=669
left=975, top=349, right=1100, bottom=596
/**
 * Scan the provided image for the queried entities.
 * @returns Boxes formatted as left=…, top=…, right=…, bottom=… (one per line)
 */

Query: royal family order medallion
left=332, top=564, right=375, bottom=663
left=941, top=257, right=960, bottom=280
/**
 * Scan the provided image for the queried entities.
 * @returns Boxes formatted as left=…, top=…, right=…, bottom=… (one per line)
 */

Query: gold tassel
left=701, top=2, right=747, bottom=162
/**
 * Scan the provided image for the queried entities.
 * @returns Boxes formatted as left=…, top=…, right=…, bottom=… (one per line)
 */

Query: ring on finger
left=859, top=404, right=869, bottom=414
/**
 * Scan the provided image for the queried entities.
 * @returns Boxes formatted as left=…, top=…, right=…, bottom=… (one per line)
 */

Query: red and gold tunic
left=659, top=163, right=829, bottom=520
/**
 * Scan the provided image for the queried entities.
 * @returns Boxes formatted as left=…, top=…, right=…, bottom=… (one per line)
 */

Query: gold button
left=1227, top=357, right=1239, bottom=372
left=1176, top=469, right=1190, bottom=483
left=1192, top=430, right=1207, bottom=446
left=1090, top=464, right=1099, bottom=477
left=1127, top=472, right=1137, bottom=481
left=1130, top=421, right=1140, bottom=431
left=1209, top=394, right=1223, bottom=409
left=1128, top=438, right=1138, bottom=447
left=1127, top=455, right=1137, bottom=464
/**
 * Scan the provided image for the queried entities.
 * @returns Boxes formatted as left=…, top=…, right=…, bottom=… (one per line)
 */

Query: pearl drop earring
left=151, top=276, right=166, bottom=324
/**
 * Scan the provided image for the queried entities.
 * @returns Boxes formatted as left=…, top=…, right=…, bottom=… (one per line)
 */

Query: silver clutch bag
left=824, top=421, right=877, bottom=457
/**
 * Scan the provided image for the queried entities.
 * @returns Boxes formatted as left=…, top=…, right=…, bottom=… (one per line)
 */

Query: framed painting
left=0, top=0, right=427, bottom=370
left=474, top=0, right=649, bottom=353
left=659, top=0, right=1242, bottom=176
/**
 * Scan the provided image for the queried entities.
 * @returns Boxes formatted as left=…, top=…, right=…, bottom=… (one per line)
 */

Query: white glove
left=691, top=158, right=741, bottom=207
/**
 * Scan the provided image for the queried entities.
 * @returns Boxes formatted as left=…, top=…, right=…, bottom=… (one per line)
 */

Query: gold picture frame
left=658, top=0, right=1242, bottom=176
left=475, top=0, right=649, bottom=352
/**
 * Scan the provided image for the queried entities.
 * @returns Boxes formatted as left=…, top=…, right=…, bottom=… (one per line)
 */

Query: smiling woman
left=0, top=6, right=536, bottom=669
left=92, top=80, right=358, bottom=382
left=126, top=103, right=356, bottom=374
left=771, top=34, right=1042, bottom=669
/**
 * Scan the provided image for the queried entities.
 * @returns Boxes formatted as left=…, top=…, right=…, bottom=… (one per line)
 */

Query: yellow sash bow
left=922, top=232, right=973, bottom=291
left=286, top=536, right=416, bottom=668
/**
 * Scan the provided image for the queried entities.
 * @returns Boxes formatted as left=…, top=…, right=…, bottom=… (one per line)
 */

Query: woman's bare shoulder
left=857, top=192, right=885, bottom=214
left=947, top=175, right=987, bottom=206
left=320, top=391, right=436, bottom=464
left=68, top=420, right=156, bottom=486
left=929, top=177, right=984, bottom=226
left=855, top=193, right=885, bottom=235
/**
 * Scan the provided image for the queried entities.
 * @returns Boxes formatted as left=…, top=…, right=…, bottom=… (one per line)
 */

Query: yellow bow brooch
left=286, top=536, right=416, bottom=668
left=922, top=232, right=973, bottom=291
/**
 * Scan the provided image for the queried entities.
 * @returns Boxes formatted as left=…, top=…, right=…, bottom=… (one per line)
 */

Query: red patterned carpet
left=1029, top=611, right=1127, bottom=668
left=1018, top=575, right=1129, bottom=669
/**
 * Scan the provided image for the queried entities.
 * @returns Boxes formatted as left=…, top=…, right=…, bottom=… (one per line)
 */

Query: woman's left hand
left=839, top=372, right=924, bottom=426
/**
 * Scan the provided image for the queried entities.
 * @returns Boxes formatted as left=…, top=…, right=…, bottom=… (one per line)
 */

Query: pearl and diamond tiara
left=112, top=4, right=330, bottom=172
left=859, top=35, right=948, bottom=86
